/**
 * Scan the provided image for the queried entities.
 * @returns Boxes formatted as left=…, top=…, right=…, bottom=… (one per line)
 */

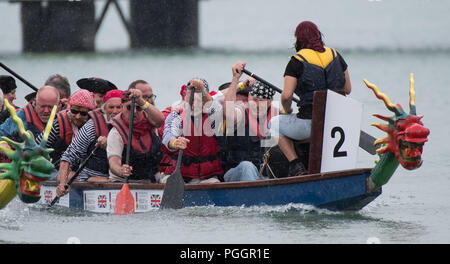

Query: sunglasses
left=70, top=108, right=89, bottom=117
left=143, top=94, right=157, bottom=101
left=126, top=105, right=144, bottom=111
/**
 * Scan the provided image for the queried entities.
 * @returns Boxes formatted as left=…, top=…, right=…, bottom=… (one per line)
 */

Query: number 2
left=331, top=127, right=347, bottom=157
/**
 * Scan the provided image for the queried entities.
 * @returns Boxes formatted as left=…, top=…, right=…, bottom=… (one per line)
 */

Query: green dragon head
left=364, top=74, right=430, bottom=170
left=0, top=99, right=56, bottom=204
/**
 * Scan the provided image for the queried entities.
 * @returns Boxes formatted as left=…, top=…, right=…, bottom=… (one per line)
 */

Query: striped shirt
left=61, top=119, right=108, bottom=181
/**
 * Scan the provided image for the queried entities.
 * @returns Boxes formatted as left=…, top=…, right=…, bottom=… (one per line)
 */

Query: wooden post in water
left=20, top=1, right=95, bottom=52
left=129, top=0, right=198, bottom=48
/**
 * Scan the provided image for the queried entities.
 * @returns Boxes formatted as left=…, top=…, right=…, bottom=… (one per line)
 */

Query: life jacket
left=23, top=102, right=45, bottom=138
left=50, top=109, right=75, bottom=169
left=158, top=106, right=174, bottom=174
left=162, top=109, right=223, bottom=180
left=88, top=109, right=109, bottom=138
left=110, top=113, right=163, bottom=182
left=85, top=109, right=110, bottom=175
left=217, top=105, right=277, bottom=173
left=293, top=46, right=346, bottom=119
left=158, top=106, right=173, bottom=139
left=56, top=109, right=74, bottom=146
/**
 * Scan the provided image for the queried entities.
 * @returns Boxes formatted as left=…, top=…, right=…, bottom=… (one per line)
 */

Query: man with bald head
left=0, top=85, right=60, bottom=139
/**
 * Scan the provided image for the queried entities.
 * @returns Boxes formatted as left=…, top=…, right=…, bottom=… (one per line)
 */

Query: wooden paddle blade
left=160, top=87, right=193, bottom=210
left=160, top=169, right=185, bottom=209
left=113, top=183, right=135, bottom=215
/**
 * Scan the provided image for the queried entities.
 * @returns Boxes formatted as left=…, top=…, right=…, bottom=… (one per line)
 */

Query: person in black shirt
left=269, top=21, right=352, bottom=177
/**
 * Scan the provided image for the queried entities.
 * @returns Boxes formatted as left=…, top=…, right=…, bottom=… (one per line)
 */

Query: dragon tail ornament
left=0, top=100, right=57, bottom=209
left=364, top=74, right=430, bottom=191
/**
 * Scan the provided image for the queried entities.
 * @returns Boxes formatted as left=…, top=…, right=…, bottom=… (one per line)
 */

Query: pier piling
left=15, top=0, right=199, bottom=52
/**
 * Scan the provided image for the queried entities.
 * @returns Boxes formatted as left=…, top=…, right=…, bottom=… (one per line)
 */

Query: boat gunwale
left=42, top=167, right=372, bottom=191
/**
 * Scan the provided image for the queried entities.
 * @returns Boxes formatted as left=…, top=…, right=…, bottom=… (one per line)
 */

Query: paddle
left=113, top=96, right=136, bottom=215
left=242, top=68, right=377, bottom=155
left=49, top=145, right=100, bottom=207
left=0, top=62, right=39, bottom=92
left=160, top=86, right=195, bottom=209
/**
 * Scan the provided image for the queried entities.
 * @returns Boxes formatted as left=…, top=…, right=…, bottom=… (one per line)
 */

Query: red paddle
left=114, top=96, right=136, bottom=215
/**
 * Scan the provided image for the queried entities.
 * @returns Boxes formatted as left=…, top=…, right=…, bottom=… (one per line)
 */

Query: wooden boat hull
left=39, top=168, right=380, bottom=213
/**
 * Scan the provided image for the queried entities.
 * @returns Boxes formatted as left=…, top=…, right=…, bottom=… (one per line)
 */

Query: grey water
left=0, top=0, right=449, bottom=244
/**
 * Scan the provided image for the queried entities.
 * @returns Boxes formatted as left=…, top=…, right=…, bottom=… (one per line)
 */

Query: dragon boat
left=1, top=75, right=429, bottom=213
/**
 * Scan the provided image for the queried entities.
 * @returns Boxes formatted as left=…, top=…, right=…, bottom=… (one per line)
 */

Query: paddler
left=35, top=89, right=96, bottom=176
left=0, top=85, right=60, bottom=139
left=107, top=87, right=164, bottom=182
left=161, top=78, right=224, bottom=184
left=209, top=61, right=278, bottom=182
left=56, top=89, right=123, bottom=197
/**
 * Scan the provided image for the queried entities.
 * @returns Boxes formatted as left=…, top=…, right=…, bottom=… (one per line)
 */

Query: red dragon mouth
left=399, top=140, right=423, bottom=162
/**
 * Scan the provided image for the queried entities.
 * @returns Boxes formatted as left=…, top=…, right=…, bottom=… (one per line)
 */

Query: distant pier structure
left=11, top=0, right=199, bottom=52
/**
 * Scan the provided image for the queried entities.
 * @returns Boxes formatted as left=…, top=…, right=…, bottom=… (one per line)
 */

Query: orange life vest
left=88, top=108, right=109, bottom=137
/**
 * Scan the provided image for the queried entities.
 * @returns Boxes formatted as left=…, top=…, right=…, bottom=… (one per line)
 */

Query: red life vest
left=88, top=108, right=109, bottom=137
left=109, top=113, right=153, bottom=155
left=158, top=106, right=174, bottom=173
left=49, top=109, right=75, bottom=169
left=161, top=109, right=223, bottom=180
left=158, top=106, right=173, bottom=139
left=109, top=113, right=163, bottom=181
left=23, top=102, right=45, bottom=133
left=56, top=109, right=74, bottom=146
left=86, top=109, right=110, bottom=175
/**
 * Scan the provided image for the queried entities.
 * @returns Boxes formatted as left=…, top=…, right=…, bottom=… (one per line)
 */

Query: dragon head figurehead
left=0, top=99, right=56, bottom=205
left=364, top=74, right=430, bottom=170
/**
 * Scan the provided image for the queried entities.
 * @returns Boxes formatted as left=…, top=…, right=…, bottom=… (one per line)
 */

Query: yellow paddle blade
left=42, top=105, right=57, bottom=144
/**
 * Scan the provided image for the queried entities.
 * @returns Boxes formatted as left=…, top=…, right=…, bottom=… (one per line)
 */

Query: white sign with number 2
left=320, top=90, right=363, bottom=173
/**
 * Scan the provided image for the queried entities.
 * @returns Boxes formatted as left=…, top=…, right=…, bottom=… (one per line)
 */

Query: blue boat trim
left=42, top=168, right=380, bottom=211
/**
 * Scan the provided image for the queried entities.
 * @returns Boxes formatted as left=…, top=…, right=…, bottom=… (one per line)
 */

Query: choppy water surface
left=0, top=199, right=433, bottom=244
left=0, top=0, right=449, bottom=244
